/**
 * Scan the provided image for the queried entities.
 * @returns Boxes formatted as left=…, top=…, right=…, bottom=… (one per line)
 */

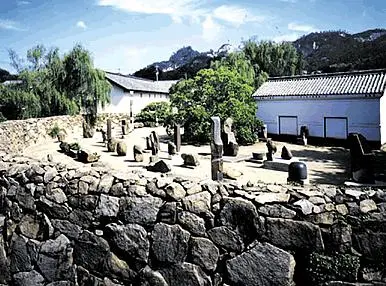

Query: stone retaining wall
left=0, top=154, right=386, bottom=285
left=0, top=116, right=83, bottom=154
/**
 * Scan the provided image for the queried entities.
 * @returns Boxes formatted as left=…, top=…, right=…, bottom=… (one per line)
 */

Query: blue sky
left=1, top=0, right=385, bottom=74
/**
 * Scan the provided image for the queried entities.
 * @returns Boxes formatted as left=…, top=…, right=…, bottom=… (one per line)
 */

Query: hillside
left=294, top=29, right=386, bottom=73
left=134, top=28, right=386, bottom=80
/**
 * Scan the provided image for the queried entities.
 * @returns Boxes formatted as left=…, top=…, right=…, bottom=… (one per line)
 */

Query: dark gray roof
left=253, top=69, right=386, bottom=98
left=105, top=72, right=178, bottom=94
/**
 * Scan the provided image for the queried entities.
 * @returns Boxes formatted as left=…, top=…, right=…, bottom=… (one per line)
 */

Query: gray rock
left=265, top=218, right=324, bottom=252
left=146, top=181, right=167, bottom=198
left=9, top=234, right=32, bottom=273
left=69, top=209, right=94, bottom=229
left=37, top=197, right=70, bottom=219
left=207, top=226, right=244, bottom=252
left=44, top=167, right=58, bottom=183
left=182, top=191, right=211, bottom=215
left=97, top=174, right=114, bottom=193
left=116, top=141, right=127, bottom=156
left=165, top=182, right=186, bottom=201
left=152, top=223, right=190, bottom=263
left=281, top=146, right=293, bottom=160
left=219, top=197, right=262, bottom=244
left=168, top=141, right=177, bottom=155
left=331, top=220, right=352, bottom=253
left=119, top=196, right=163, bottom=226
left=95, top=194, right=120, bottom=217
left=15, top=190, right=35, bottom=211
left=17, top=215, right=44, bottom=240
left=158, top=202, right=177, bottom=224
left=12, top=270, right=44, bottom=286
left=254, top=193, right=290, bottom=204
left=78, top=149, right=101, bottom=163
left=51, top=219, right=82, bottom=240
left=226, top=242, right=295, bottom=286
left=294, top=199, right=315, bottom=215
left=105, top=252, right=136, bottom=283
left=105, top=223, right=149, bottom=265
left=359, top=199, right=377, bottom=213
left=46, top=188, right=67, bottom=204
left=189, top=237, right=219, bottom=271
left=310, top=212, right=335, bottom=225
left=336, top=204, right=349, bottom=215
left=181, top=153, right=200, bottom=167
left=178, top=211, right=207, bottom=236
left=353, top=231, right=386, bottom=261
left=160, top=263, right=212, bottom=286
left=0, top=237, right=10, bottom=284
left=110, top=182, right=126, bottom=196
left=258, top=204, right=296, bottom=219
left=133, top=145, right=144, bottom=162
left=147, top=160, right=171, bottom=173
left=73, top=231, right=110, bottom=274
left=138, top=266, right=168, bottom=286
left=345, top=188, right=364, bottom=199
left=107, top=138, right=118, bottom=152
left=308, top=196, right=326, bottom=205
left=37, top=234, right=74, bottom=282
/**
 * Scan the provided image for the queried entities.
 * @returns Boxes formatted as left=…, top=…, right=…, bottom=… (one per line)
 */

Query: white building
left=100, top=72, right=178, bottom=116
left=253, top=69, right=386, bottom=145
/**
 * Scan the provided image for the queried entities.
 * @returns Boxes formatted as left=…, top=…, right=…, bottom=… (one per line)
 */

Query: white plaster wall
left=256, top=97, right=381, bottom=141
left=381, top=92, right=386, bottom=144
left=99, top=85, right=169, bottom=116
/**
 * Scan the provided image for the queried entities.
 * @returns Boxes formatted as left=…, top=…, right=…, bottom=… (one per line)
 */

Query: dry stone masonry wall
left=0, top=116, right=83, bottom=154
left=0, top=153, right=386, bottom=285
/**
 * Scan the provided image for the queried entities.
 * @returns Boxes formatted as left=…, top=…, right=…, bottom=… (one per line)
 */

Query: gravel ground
left=24, top=125, right=350, bottom=185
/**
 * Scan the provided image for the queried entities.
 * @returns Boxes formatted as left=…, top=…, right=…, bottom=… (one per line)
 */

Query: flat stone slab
left=223, top=155, right=251, bottom=163
left=263, top=158, right=299, bottom=172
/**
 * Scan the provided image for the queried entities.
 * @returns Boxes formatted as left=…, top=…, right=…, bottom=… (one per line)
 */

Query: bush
left=135, top=101, right=171, bottom=125
left=48, top=124, right=61, bottom=138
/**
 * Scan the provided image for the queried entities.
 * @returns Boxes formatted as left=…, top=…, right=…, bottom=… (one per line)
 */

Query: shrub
left=48, top=124, right=61, bottom=138
left=135, top=101, right=171, bottom=125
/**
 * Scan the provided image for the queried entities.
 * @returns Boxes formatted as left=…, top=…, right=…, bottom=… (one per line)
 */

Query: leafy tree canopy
left=168, top=67, right=259, bottom=145
left=1, top=44, right=111, bottom=123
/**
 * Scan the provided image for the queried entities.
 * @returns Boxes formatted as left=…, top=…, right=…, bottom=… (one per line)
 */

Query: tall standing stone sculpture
left=129, top=100, right=134, bottom=124
left=174, top=124, right=181, bottom=153
left=107, top=119, right=112, bottom=141
left=222, top=117, right=239, bottom=157
left=211, top=116, right=223, bottom=181
left=121, top=120, right=128, bottom=135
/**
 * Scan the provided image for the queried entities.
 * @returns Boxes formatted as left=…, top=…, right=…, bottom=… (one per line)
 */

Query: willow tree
left=62, top=44, right=111, bottom=136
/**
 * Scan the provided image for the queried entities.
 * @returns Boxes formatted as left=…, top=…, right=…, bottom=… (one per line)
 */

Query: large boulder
left=265, top=218, right=324, bottom=252
left=116, top=141, right=127, bottom=156
left=119, top=196, right=163, bottom=226
left=160, top=263, right=212, bottom=286
left=219, top=197, right=263, bottom=244
left=181, top=153, right=200, bottom=167
left=147, top=160, right=171, bottom=173
left=105, top=223, right=150, bottom=267
left=207, top=226, right=244, bottom=252
left=151, top=223, right=190, bottom=263
left=189, top=237, right=219, bottom=272
left=133, top=145, right=144, bottom=162
left=107, top=138, right=118, bottom=152
left=78, top=149, right=100, bottom=163
left=226, top=242, right=295, bottom=286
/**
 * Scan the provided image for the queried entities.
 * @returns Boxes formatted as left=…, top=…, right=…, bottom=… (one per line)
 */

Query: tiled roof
left=105, top=72, right=178, bottom=94
left=253, top=69, right=386, bottom=98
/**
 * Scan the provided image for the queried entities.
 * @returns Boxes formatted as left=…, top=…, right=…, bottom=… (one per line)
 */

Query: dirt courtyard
left=24, top=125, right=350, bottom=185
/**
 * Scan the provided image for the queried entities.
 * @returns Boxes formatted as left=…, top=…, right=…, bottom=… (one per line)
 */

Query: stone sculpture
left=174, top=124, right=181, bottom=153
left=281, top=146, right=293, bottom=160
left=107, top=119, right=112, bottom=141
left=121, top=120, right=128, bottom=135
left=266, top=139, right=277, bottom=161
left=133, top=145, right=144, bottom=162
left=211, top=116, right=223, bottom=181
left=116, top=141, right=127, bottom=156
left=181, top=153, right=200, bottom=167
left=168, top=142, right=177, bottom=155
left=146, top=137, right=152, bottom=150
left=222, top=118, right=239, bottom=157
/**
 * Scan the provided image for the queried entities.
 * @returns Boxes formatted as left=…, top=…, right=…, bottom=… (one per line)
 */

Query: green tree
left=242, top=40, right=303, bottom=88
left=135, top=101, right=171, bottom=126
left=63, top=44, right=111, bottom=127
left=169, top=67, right=259, bottom=144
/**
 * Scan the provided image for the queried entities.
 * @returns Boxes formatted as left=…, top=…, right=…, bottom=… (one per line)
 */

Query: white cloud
left=0, top=19, right=25, bottom=31
left=97, top=0, right=264, bottom=27
left=272, top=33, right=300, bottom=42
left=76, top=21, right=87, bottom=29
left=201, top=15, right=223, bottom=42
left=288, top=22, right=317, bottom=32
left=16, top=0, right=31, bottom=5
left=212, top=5, right=264, bottom=27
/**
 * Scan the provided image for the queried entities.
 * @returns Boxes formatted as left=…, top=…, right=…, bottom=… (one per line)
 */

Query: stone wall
left=0, top=154, right=386, bottom=286
left=0, top=116, right=83, bottom=154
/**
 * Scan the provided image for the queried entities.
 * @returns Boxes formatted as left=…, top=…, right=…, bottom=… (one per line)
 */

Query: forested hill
left=133, top=28, right=386, bottom=80
left=295, top=29, right=386, bottom=73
